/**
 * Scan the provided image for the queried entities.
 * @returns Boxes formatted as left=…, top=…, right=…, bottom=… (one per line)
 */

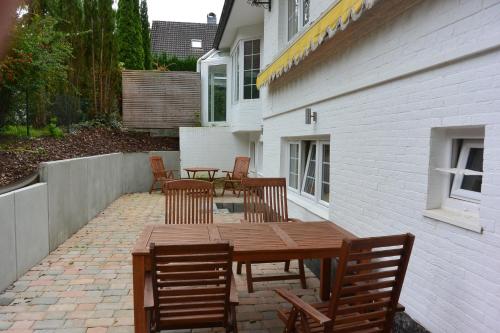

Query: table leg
left=320, top=258, right=332, bottom=301
left=209, top=171, right=217, bottom=196
left=133, top=255, right=146, bottom=333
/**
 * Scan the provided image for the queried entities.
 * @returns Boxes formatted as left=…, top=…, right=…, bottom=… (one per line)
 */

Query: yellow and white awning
left=256, top=0, right=377, bottom=88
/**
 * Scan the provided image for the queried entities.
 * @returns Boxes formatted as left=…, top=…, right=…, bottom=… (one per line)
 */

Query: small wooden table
left=131, top=221, right=356, bottom=333
left=184, top=167, right=219, bottom=195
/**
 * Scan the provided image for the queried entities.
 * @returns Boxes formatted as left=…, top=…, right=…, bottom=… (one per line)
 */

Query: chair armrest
left=288, top=218, right=303, bottom=223
left=275, top=289, right=332, bottom=325
left=230, top=273, right=239, bottom=305
left=144, top=273, right=154, bottom=309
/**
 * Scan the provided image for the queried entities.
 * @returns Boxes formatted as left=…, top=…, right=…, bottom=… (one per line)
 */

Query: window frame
left=231, top=45, right=239, bottom=103
left=287, top=0, right=310, bottom=41
left=242, top=39, right=260, bottom=100
left=287, top=141, right=302, bottom=193
left=320, top=142, right=330, bottom=204
left=449, top=139, right=483, bottom=203
left=287, top=140, right=330, bottom=206
left=207, top=64, right=227, bottom=123
left=231, top=38, right=261, bottom=102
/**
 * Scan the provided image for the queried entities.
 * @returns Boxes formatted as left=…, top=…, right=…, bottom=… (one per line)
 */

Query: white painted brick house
left=180, top=0, right=500, bottom=331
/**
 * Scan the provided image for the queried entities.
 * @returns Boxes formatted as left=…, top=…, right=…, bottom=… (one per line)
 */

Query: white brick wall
left=261, top=0, right=500, bottom=332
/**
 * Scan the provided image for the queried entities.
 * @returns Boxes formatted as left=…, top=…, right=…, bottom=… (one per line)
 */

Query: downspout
left=197, top=48, right=218, bottom=72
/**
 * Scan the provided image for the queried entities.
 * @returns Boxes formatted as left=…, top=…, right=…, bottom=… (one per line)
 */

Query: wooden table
left=184, top=167, right=219, bottom=195
left=131, top=221, right=356, bottom=333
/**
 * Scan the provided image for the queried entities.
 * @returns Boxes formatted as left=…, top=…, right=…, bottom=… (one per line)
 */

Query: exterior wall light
left=305, top=108, right=317, bottom=124
left=247, top=0, right=271, bottom=11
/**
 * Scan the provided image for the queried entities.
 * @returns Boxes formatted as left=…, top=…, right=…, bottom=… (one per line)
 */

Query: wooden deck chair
left=237, top=177, right=307, bottom=293
left=149, top=156, right=175, bottom=194
left=163, top=179, right=214, bottom=224
left=144, top=242, right=239, bottom=332
left=276, top=233, right=415, bottom=333
left=221, top=157, right=250, bottom=197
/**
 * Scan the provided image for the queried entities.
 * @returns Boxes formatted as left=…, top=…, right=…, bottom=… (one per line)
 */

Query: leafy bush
left=48, top=117, right=64, bottom=138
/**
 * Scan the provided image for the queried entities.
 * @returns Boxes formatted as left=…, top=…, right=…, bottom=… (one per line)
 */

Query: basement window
left=424, top=127, right=484, bottom=233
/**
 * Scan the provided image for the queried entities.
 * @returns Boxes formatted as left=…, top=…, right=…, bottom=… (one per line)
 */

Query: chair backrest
left=242, top=177, right=289, bottom=222
left=150, top=156, right=166, bottom=180
left=150, top=242, right=233, bottom=331
left=328, top=233, right=415, bottom=332
left=163, top=179, right=213, bottom=224
left=231, top=156, right=250, bottom=181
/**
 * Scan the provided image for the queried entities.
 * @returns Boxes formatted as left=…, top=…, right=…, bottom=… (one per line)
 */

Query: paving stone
left=0, top=193, right=323, bottom=333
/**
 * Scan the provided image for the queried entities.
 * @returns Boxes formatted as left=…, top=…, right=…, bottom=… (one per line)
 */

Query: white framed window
left=287, top=140, right=330, bottom=205
left=425, top=127, right=484, bottom=233
left=243, top=39, right=260, bottom=99
left=191, top=39, right=202, bottom=48
left=288, top=0, right=310, bottom=41
left=207, top=64, right=227, bottom=123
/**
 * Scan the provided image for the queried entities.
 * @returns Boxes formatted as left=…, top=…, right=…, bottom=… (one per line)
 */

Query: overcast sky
left=145, top=0, right=225, bottom=24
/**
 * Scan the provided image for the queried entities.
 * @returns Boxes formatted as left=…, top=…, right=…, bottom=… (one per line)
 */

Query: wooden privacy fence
left=122, top=70, right=200, bottom=130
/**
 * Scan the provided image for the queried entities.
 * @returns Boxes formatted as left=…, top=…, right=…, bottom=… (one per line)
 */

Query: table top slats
left=132, top=221, right=355, bottom=259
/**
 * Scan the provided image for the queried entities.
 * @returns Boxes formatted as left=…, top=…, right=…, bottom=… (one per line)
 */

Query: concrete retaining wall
left=0, top=151, right=179, bottom=291
left=0, top=184, right=49, bottom=292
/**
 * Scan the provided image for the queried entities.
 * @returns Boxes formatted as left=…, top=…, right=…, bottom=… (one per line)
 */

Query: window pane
left=244, top=70, right=252, bottom=85
left=288, top=0, right=298, bottom=40
left=244, top=41, right=252, bottom=55
left=253, top=54, right=260, bottom=70
left=289, top=144, right=299, bottom=190
left=252, top=85, right=259, bottom=99
left=303, top=0, right=310, bottom=24
left=321, top=144, right=330, bottom=202
left=461, top=148, right=483, bottom=192
left=252, top=39, right=260, bottom=53
left=244, top=55, right=252, bottom=70
left=244, top=85, right=252, bottom=99
left=208, top=65, right=226, bottom=122
left=303, top=144, right=316, bottom=196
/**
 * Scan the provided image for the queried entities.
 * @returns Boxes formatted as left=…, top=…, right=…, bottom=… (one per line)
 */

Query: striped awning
left=256, top=0, right=377, bottom=88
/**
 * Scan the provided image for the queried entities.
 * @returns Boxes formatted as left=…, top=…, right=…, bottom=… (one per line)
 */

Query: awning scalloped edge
left=256, top=0, right=377, bottom=89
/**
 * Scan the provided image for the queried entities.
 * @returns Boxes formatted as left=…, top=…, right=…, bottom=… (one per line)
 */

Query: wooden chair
left=144, top=242, right=238, bottom=332
left=237, top=177, right=307, bottom=293
left=149, top=156, right=175, bottom=194
left=221, top=157, right=250, bottom=197
left=276, top=233, right=415, bottom=333
left=163, top=179, right=213, bottom=224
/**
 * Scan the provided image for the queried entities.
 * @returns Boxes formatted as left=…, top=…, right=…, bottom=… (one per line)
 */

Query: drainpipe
left=197, top=48, right=217, bottom=72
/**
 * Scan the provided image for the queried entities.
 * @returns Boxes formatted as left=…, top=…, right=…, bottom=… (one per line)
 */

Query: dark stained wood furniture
left=184, top=167, right=220, bottom=196
left=149, top=156, right=175, bottom=194
left=132, top=221, right=356, bottom=333
left=163, top=179, right=213, bottom=224
left=238, top=177, right=306, bottom=293
left=221, top=157, right=250, bottom=197
left=144, top=242, right=238, bottom=332
left=276, top=233, right=415, bottom=333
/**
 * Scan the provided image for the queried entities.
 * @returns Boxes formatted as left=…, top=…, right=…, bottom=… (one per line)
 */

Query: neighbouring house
left=179, top=0, right=500, bottom=332
left=151, top=13, right=218, bottom=59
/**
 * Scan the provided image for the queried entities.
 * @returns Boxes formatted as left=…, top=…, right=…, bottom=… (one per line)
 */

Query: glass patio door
left=208, top=65, right=227, bottom=122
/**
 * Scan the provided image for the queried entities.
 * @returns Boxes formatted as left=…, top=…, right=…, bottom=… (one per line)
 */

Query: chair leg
left=245, top=261, right=254, bottom=293
left=284, top=260, right=290, bottom=272
left=298, top=259, right=307, bottom=289
left=149, top=180, right=156, bottom=194
left=222, top=180, right=228, bottom=196
left=237, top=262, right=243, bottom=274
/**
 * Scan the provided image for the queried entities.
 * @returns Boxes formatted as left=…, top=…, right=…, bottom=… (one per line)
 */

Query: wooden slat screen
left=122, top=70, right=200, bottom=129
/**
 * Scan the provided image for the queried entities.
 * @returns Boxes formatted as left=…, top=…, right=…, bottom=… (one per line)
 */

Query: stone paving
left=0, top=192, right=322, bottom=333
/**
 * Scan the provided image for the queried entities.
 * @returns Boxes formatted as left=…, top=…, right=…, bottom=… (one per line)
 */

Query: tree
left=140, top=0, right=152, bottom=70
left=0, top=14, right=72, bottom=131
left=117, top=0, right=144, bottom=70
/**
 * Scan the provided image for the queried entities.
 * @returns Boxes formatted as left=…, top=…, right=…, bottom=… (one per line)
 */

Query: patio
left=0, top=192, right=321, bottom=333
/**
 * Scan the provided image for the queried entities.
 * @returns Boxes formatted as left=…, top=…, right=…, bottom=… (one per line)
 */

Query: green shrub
left=48, top=117, right=64, bottom=138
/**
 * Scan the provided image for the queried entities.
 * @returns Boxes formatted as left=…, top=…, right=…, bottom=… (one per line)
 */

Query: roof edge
left=213, top=0, right=235, bottom=49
